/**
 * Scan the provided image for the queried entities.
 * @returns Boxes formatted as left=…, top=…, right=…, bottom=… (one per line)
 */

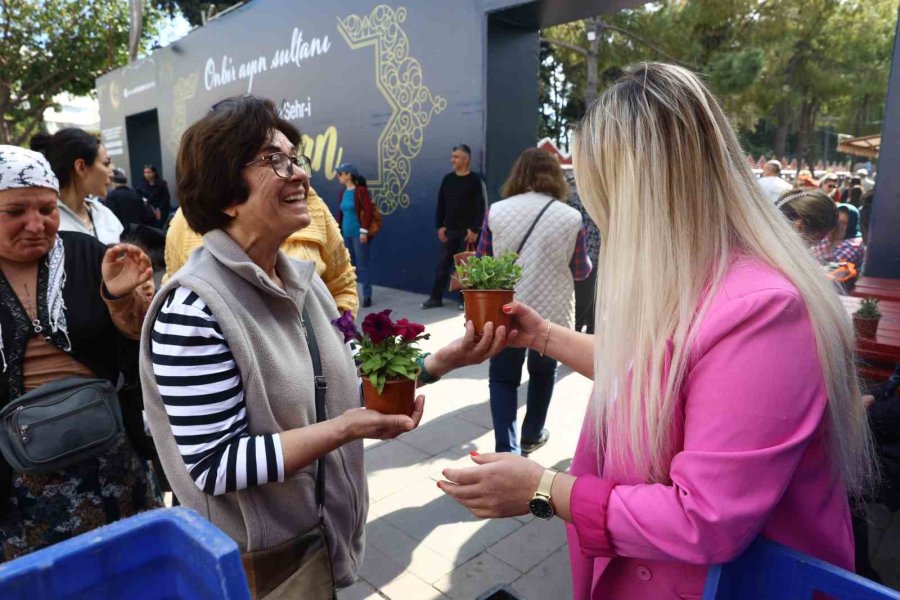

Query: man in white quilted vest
left=476, top=148, right=592, bottom=455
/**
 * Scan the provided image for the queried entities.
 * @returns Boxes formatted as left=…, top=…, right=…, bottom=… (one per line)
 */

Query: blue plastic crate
left=703, top=538, right=900, bottom=600
left=0, top=507, right=250, bottom=600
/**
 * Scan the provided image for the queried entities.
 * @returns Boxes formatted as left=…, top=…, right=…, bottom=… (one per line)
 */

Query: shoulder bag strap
left=516, top=199, right=555, bottom=255
left=301, top=307, right=327, bottom=515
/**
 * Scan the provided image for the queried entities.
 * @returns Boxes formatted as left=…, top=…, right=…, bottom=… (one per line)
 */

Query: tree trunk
left=855, top=94, right=869, bottom=136
left=773, top=100, right=792, bottom=158
left=0, top=86, right=10, bottom=145
left=794, top=99, right=819, bottom=169
left=585, top=19, right=600, bottom=109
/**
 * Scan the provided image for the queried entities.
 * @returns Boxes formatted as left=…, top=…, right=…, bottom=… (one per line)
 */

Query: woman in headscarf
left=0, top=146, right=161, bottom=561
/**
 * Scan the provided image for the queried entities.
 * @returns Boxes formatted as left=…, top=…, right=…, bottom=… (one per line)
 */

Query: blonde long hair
left=573, top=63, right=873, bottom=495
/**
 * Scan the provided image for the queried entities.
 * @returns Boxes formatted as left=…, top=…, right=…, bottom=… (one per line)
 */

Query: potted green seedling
left=455, top=252, right=522, bottom=335
left=332, top=310, right=428, bottom=416
left=853, top=297, right=881, bottom=339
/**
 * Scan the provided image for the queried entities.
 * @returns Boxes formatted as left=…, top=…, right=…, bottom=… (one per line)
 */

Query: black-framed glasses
left=246, top=152, right=312, bottom=179
left=210, top=94, right=253, bottom=112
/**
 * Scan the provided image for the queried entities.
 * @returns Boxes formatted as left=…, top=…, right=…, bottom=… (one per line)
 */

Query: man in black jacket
left=105, top=169, right=158, bottom=229
left=422, top=144, right=485, bottom=309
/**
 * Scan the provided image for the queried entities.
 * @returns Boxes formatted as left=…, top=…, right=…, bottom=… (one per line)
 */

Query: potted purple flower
left=332, top=309, right=429, bottom=416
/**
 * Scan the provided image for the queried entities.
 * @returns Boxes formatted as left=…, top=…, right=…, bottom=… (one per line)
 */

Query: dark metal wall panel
left=864, top=8, right=900, bottom=279
left=485, top=14, right=540, bottom=205
left=481, top=0, right=646, bottom=28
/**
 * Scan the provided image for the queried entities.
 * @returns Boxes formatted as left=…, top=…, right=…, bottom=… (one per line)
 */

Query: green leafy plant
left=455, top=252, right=523, bottom=290
left=331, top=310, right=428, bottom=393
left=855, top=297, right=881, bottom=320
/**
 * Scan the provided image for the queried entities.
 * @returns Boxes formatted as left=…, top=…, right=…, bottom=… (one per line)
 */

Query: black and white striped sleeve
left=150, top=286, right=285, bottom=495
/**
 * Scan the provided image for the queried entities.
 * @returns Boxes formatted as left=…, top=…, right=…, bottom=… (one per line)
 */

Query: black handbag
left=0, top=376, right=124, bottom=473
left=516, top=199, right=555, bottom=255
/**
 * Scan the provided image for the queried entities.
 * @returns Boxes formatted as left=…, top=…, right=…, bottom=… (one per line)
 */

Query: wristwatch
left=529, top=469, right=558, bottom=520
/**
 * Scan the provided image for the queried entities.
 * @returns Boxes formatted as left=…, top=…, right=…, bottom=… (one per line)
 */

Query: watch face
left=529, top=497, right=554, bottom=520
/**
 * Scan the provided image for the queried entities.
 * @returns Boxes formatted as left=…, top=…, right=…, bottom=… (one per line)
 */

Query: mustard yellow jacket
left=163, top=187, right=359, bottom=317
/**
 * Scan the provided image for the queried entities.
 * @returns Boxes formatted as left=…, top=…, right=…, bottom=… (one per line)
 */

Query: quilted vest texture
left=487, top=192, right=583, bottom=327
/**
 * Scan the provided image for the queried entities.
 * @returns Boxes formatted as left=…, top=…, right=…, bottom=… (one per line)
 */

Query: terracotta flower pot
left=853, top=316, right=880, bottom=339
left=362, top=376, right=417, bottom=417
left=461, top=289, right=515, bottom=335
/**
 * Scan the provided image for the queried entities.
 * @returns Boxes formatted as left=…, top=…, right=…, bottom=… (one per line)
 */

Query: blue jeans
left=344, top=235, right=372, bottom=300
left=488, top=347, right=558, bottom=453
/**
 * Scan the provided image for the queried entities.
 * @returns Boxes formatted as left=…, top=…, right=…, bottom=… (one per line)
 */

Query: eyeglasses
left=246, top=152, right=312, bottom=179
left=210, top=95, right=253, bottom=112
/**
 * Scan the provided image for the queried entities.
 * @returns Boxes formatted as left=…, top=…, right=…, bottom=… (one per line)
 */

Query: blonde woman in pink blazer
left=438, top=63, right=874, bottom=599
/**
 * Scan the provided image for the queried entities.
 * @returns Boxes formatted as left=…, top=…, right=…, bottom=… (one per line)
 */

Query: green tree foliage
left=540, top=0, right=895, bottom=165
left=154, top=0, right=236, bottom=27
left=0, top=0, right=161, bottom=145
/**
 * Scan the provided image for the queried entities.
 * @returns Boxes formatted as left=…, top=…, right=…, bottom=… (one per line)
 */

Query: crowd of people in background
left=759, top=157, right=878, bottom=286
left=1, top=60, right=896, bottom=599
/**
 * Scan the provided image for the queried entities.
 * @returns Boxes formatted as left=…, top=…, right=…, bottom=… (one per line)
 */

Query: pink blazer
left=566, top=256, right=854, bottom=599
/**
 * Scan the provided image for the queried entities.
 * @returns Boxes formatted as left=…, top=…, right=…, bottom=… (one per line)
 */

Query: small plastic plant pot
left=362, top=376, right=417, bottom=416
left=853, top=315, right=880, bottom=339
left=461, top=289, right=514, bottom=336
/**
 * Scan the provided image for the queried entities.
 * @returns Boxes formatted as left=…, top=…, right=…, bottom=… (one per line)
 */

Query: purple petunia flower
left=393, top=318, right=425, bottom=342
left=361, top=309, right=395, bottom=344
left=331, top=310, right=360, bottom=343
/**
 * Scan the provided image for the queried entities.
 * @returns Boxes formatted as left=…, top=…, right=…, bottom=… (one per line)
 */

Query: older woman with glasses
left=163, top=155, right=360, bottom=317
left=140, top=95, right=505, bottom=598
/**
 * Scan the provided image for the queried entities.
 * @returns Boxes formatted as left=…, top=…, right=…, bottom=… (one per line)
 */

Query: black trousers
left=430, top=230, right=467, bottom=300
left=574, top=269, right=597, bottom=334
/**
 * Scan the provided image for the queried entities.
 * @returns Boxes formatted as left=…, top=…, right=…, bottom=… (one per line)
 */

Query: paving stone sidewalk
left=339, top=286, right=900, bottom=600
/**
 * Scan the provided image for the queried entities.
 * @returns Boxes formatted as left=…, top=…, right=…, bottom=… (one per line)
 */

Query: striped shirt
left=150, top=286, right=285, bottom=495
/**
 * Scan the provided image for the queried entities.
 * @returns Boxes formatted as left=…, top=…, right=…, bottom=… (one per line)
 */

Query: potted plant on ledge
left=332, top=310, right=428, bottom=416
left=455, top=252, right=522, bottom=335
left=853, top=297, right=881, bottom=339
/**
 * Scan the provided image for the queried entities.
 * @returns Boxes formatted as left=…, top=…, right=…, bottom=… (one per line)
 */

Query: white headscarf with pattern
left=0, top=145, right=70, bottom=373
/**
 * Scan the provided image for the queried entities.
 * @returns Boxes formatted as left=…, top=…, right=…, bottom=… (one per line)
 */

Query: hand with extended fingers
left=437, top=452, right=545, bottom=518
left=101, top=243, right=154, bottom=298
left=340, top=396, right=426, bottom=441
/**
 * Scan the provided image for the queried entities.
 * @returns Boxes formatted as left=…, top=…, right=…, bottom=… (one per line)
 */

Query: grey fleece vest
left=139, top=230, right=366, bottom=588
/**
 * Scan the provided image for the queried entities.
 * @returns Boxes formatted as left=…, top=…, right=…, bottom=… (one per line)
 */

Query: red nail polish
left=501, top=305, right=512, bottom=314
left=470, top=451, right=479, bottom=457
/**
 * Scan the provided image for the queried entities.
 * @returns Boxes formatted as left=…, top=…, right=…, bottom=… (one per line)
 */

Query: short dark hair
left=42, top=128, right=101, bottom=189
left=452, top=144, right=471, bottom=156
left=111, top=168, right=128, bottom=184
left=176, top=95, right=301, bottom=234
left=500, top=147, right=569, bottom=200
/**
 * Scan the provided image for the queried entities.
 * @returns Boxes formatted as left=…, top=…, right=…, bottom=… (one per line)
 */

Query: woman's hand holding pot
left=428, top=321, right=507, bottom=376
left=502, top=302, right=547, bottom=350
left=102, top=243, right=154, bottom=297
left=339, top=395, right=425, bottom=441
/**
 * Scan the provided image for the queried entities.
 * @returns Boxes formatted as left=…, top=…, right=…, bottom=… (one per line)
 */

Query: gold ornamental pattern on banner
left=338, top=4, right=447, bottom=215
